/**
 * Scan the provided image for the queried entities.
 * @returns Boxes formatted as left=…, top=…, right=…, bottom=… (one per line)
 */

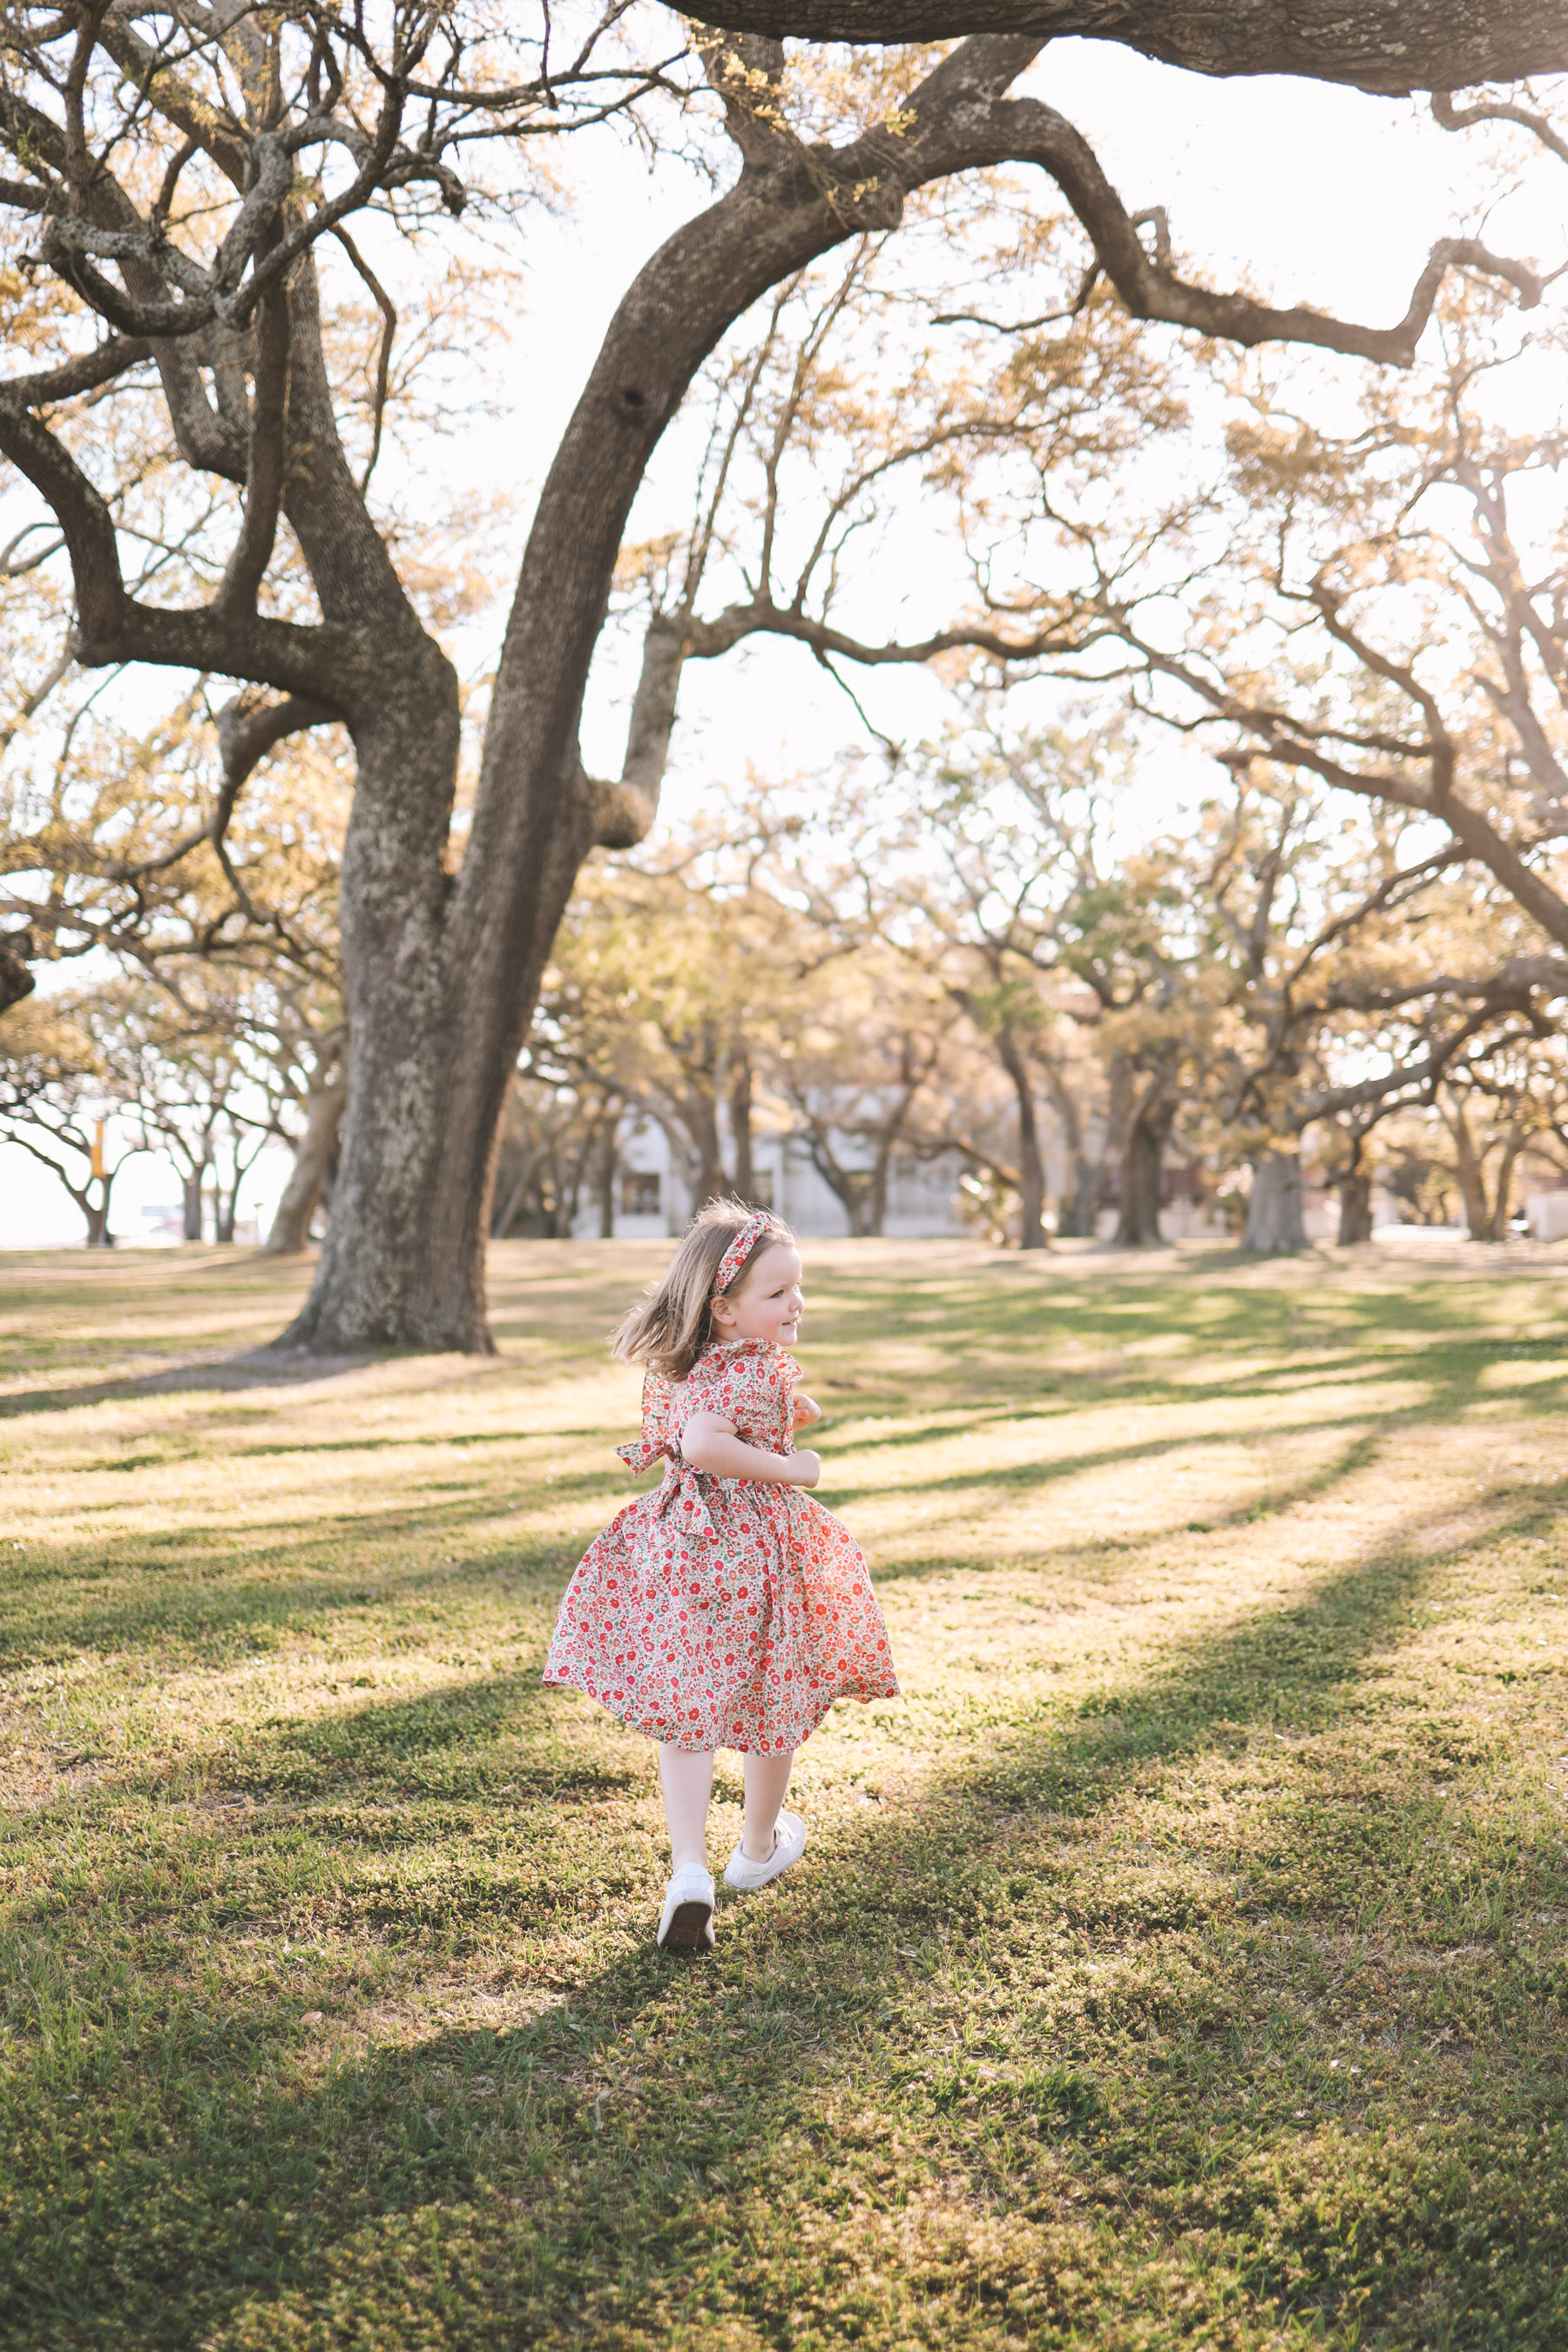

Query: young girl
left=544, top=1199, right=899, bottom=1953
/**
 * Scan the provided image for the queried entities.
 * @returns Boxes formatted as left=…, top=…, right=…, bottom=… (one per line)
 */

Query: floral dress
left=544, top=1337, right=898, bottom=1753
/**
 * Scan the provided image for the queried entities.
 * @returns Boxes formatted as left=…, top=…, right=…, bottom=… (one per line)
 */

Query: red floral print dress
left=544, top=1337, right=898, bottom=1753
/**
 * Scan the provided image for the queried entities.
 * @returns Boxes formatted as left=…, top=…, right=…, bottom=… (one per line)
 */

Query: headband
left=713, top=1212, right=774, bottom=1294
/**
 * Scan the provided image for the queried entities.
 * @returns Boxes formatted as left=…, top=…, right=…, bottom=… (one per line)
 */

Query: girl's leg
left=740, top=1748, right=795, bottom=1862
left=659, top=1744, right=715, bottom=1875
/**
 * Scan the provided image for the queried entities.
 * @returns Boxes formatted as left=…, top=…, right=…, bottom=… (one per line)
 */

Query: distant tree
left=773, top=949, right=961, bottom=1235
left=0, top=994, right=144, bottom=1244
left=1179, top=767, right=1568, bottom=1247
left=489, top=1071, right=624, bottom=1242
left=535, top=826, right=811, bottom=1213
left=841, top=720, right=1202, bottom=1247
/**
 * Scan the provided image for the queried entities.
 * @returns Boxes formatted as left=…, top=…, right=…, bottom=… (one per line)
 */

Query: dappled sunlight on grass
left=1, top=1238, right=1566, bottom=2347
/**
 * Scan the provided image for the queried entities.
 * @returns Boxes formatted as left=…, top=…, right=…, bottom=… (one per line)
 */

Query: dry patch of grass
left=1, top=1237, right=1566, bottom=2349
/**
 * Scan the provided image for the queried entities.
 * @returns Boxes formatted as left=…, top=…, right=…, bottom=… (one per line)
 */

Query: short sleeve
left=616, top=1369, right=675, bottom=1473
left=682, top=1341, right=799, bottom=1452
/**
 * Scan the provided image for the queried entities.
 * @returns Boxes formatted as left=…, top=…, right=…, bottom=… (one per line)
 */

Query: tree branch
left=0, top=397, right=125, bottom=646
left=991, top=94, right=1546, bottom=364
left=1433, top=86, right=1568, bottom=169
left=333, top=226, right=396, bottom=493
left=682, top=591, right=1098, bottom=669
left=3, top=335, right=155, bottom=407
left=215, top=259, right=291, bottom=622
left=684, top=4, right=1568, bottom=95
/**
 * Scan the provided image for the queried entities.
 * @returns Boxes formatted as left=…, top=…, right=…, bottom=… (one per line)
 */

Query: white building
left=574, top=1112, right=970, bottom=1240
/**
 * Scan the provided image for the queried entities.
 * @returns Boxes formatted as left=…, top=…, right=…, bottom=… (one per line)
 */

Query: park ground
left=1, top=1235, right=1566, bottom=2350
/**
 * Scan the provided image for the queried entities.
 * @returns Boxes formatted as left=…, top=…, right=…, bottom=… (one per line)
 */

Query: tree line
left=500, top=730, right=1568, bottom=1252
left=12, top=709, right=1565, bottom=1256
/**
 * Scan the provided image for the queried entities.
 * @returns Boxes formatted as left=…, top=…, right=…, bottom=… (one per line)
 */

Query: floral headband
left=713, top=1211, right=774, bottom=1294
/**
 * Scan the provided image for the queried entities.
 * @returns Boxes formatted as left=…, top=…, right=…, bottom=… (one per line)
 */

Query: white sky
left=5, top=32, right=1566, bottom=1246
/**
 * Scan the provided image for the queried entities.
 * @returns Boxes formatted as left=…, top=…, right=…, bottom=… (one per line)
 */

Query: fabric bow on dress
left=614, top=1369, right=720, bottom=1539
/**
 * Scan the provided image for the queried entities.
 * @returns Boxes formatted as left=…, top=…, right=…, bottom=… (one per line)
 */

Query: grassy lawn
left=2, top=1235, right=1566, bottom=2350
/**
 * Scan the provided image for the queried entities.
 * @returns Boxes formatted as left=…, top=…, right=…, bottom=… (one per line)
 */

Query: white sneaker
left=656, top=1863, right=715, bottom=1953
left=722, top=1810, right=808, bottom=1892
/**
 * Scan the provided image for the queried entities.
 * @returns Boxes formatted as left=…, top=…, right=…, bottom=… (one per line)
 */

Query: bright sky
left=5, top=30, right=1566, bottom=1246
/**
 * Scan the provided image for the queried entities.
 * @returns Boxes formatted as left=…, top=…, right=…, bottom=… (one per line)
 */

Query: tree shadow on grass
left=0, top=1501, right=603, bottom=1666
left=9, top=1333, right=1560, bottom=1675
left=0, top=1348, right=379, bottom=1422
left=9, top=1485, right=1568, bottom=2349
left=226, top=1665, right=639, bottom=1810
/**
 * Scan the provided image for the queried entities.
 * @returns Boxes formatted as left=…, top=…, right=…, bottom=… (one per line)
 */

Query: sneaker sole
left=658, top=1899, right=713, bottom=1953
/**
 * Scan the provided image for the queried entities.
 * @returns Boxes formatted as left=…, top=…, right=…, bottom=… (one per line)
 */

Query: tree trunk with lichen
left=1245, top=1151, right=1306, bottom=1253
left=993, top=1024, right=1049, bottom=1250
left=264, top=1047, right=346, bottom=1255
left=1114, top=1077, right=1174, bottom=1247
left=1336, top=1167, right=1374, bottom=1245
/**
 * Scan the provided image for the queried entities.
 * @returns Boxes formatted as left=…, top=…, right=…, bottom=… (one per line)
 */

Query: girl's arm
left=680, top=1411, right=821, bottom=1489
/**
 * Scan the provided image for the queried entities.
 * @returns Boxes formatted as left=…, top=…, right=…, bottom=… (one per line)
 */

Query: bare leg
left=741, top=1748, right=795, bottom=1862
left=659, top=1745, right=714, bottom=1875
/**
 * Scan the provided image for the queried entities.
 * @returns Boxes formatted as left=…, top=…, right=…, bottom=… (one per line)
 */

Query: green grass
left=2, top=1233, right=1566, bottom=2349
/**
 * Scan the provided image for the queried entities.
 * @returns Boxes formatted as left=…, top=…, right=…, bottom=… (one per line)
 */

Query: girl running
left=544, top=1199, right=899, bottom=1952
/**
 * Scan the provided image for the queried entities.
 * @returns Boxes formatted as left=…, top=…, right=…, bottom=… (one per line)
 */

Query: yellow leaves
left=612, top=536, right=686, bottom=601
left=795, top=41, right=955, bottom=131
left=1225, top=416, right=1351, bottom=491
left=0, top=990, right=105, bottom=1085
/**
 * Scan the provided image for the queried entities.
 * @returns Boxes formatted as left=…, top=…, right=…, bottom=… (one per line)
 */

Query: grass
left=1, top=1233, right=1566, bottom=2350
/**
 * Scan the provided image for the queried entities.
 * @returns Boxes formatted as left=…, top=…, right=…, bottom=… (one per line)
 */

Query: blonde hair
left=612, top=1196, right=793, bottom=1379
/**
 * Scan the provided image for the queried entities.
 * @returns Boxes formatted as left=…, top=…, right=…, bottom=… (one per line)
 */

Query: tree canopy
left=4, top=7, right=1568, bottom=1335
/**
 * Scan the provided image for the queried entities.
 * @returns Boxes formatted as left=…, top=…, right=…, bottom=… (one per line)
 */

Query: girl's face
left=712, top=1240, right=804, bottom=1348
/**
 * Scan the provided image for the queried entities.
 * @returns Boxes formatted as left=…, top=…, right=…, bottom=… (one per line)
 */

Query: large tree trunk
left=864, top=1137, right=895, bottom=1238
left=799, top=1130, right=875, bottom=1236
left=1245, top=1151, right=1307, bottom=1253
left=846, top=1172, right=880, bottom=1238
left=1040, top=1056, right=1098, bottom=1237
left=181, top=1170, right=204, bottom=1243
left=729, top=1048, right=755, bottom=1204
left=1096, top=1051, right=1136, bottom=1236
left=1443, top=1101, right=1491, bottom=1238
left=256, top=244, right=478, bottom=1348
left=84, top=1183, right=114, bottom=1248
left=275, top=672, right=469, bottom=1345
left=1336, top=1168, right=1375, bottom=1246
left=1488, top=1126, right=1526, bottom=1240
left=995, top=1026, right=1048, bottom=1250
left=1114, top=1080, right=1173, bottom=1247
left=597, top=1119, right=618, bottom=1240
left=264, top=1051, right=347, bottom=1254
left=686, top=1081, right=728, bottom=1208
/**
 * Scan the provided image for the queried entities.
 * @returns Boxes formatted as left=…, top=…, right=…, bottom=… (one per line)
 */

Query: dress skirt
left=544, top=1338, right=898, bottom=1753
